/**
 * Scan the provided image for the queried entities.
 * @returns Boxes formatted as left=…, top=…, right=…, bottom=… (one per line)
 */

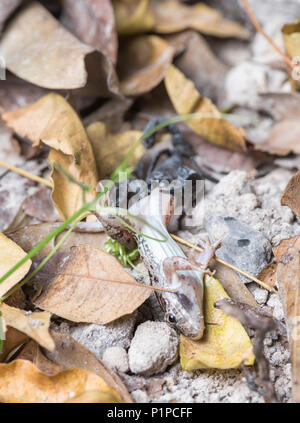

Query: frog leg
left=188, top=239, right=221, bottom=275
left=163, top=256, right=200, bottom=286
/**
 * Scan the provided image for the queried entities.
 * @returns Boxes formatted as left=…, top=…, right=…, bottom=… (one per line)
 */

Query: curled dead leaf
left=274, top=237, right=300, bottom=402
left=165, top=65, right=246, bottom=152
left=45, top=331, right=132, bottom=403
left=180, top=275, right=254, bottom=370
left=118, top=35, right=175, bottom=96
left=0, top=232, right=31, bottom=298
left=1, top=303, right=55, bottom=351
left=281, top=170, right=300, bottom=218
left=61, top=0, right=118, bottom=64
left=112, top=0, right=154, bottom=35
left=2, top=93, right=99, bottom=219
left=152, top=0, right=250, bottom=39
left=0, top=0, right=23, bottom=33
left=17, top=340, right=62, bottom=375
left=0, top=327, right=28, bottom=362
left=6, top=222, right=109, bottom=261
left=87, top=122, right=145, bottom=179
left=33, top=245, right=151, bottom=324
left=0, top=359, right=121, bottom=403
left=113, top=0, right=250, bottom=39
left=0, top=2, right=119, bottom=95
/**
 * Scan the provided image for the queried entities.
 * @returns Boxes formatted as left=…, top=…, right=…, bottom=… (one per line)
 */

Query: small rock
left=103, top=347, right=129, bottom=373
left=70, top=312, right=137, bottom=358
left=128, top=321, right=179, bottom=376
left=248, top=283, right=269, bottom=305
left=131, top=389, right=149, bottom=403
left=267, top=294, right=285, bottom=321
left=206, top=216, right=272, bottom=284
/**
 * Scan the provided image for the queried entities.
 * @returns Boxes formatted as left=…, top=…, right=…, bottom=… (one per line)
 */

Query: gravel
left=69, top=312, right=137, bottom=358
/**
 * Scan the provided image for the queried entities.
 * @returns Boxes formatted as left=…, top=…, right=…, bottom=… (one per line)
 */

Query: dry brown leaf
left=0, top=232, right=31, bottom=298
left=258, top=120, right=300, bottom=156
left=0, top=359, right=121, bottom=403
left=258, top=262, right=277, bottom=288
left=61, top=0, right=118, bottom=64
left=118, top=35, right=175, bottom=96
left=87, top=122, right=145, bottom=179
left=22, top=186, right=61, bottom=223
left=180, top=275, right=255, bottom=370
left=0, top=74, right=48, bottom=114
left=0, top=328, right=28, bottom=362
left=0, top=2, right=119, bottom=95
left=83, top=97, right=133, bottom=129
left=275, top=235, right=300, bottom=402
left=44, top=331, right=132, bottom=402
left=1, top=303, right=55, bottom=351
left=2, top=93, right=99, bottom=219
left=152, top=0, right=250, bottom=39
left=281, top=171, right=300, bottom=218
left=0, top=0, right=23, bottom=33
left=185, top=128, right=269, bottom=175
left=6, top=223, right=58, bottom=261
left=165, top=65, right=247, bottom=153
left=6, top=223, right=109, bottom=261
left=113, top=0, right=250, bottom=39
left=212, top=260, right=257, bottom=307
left=17, top=340, right=62, bottom=375
left=34, top=245, right=151, bottom=324
left=112, top=0, right=154, bottom=35
left=167, top=31, right=228, bottom=105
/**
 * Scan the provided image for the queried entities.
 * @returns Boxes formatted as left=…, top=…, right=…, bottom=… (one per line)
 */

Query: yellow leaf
left=1, top=303, right=55, bottom=351
left=152, top=0, right=250, bottom=39
left=112, top=0, right=154, bottom=35
left=180, top=275, right=255, bottom=370
left=282, top=21, right=300, bottom=90
left=113, top=0, right=250, bottom=39
left=0, top=359, right=121, bottom=403
left=87, top=122, right=145, bottom=179
left=0, top=232, right=31, bottom=298
left=2, top=93, right=99, bottom=219
left=283, top=21, right=300, bottom=58
left=65, top=390, right=121, bottom=403
left=34, top=245, right=151, bottom=324
left=165, top=65, right=247, bottom=153
left=119, top=35, right=175, bottom=96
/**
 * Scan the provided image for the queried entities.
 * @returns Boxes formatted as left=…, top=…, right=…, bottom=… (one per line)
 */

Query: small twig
left=240, top=0, right=294, bottom=70
left=0, top=160, right=52, bottom=188
left=215, top=298, right=285, bottom=403
left=171, top=234, right=278, bottom=294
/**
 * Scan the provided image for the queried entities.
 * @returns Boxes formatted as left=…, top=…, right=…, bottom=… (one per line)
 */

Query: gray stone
left=205, top=216, right=272, bottom=284
left=102, top=347, right=129, bottom=373
left=128, top=321, right=179, bottom=376
left=70, top=312, right=137, bottom=358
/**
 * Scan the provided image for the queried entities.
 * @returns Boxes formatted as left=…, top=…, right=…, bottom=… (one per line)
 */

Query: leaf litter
left=0, top=0, right=300, bottom=404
